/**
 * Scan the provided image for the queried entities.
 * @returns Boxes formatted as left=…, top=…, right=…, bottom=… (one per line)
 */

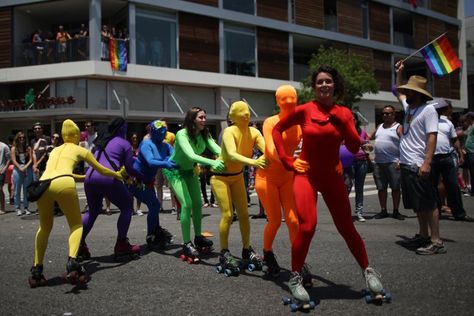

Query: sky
left=466, top=0, right=474, bottom=17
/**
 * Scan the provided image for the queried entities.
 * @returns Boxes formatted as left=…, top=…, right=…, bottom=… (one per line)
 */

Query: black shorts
left=400, top=164, right=437, bottom=213
left=0, top=172, right=5, bottom=186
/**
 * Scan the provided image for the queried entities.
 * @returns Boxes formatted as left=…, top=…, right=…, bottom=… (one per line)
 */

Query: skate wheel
left=224, top=269, right=232, bottom=277
left=247, top=263, right=256, bottom=272
left=66, top=271, right=79, bottom=285
left=79, top=274, right=90, bottom=284
left=309, top=301, right=316, bottom=309
left=180, top=255, right=186, bottom=262
left=282, top=296, right=291, bottom=305
left=28, top=277, right=37, bottom=288
left=187, top=257, right=194, bottom=264
left=365, top=294, right=373, bottom=303
left=216, top=265, right=223, bottom=273
left=289, top=303, right=298, bottom=312
left=384, top=292, right=392, bottom=302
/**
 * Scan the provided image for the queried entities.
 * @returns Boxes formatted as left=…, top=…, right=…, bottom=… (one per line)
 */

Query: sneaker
left=454, top=215, right=474, bottom=222
left=416, top=242, right=446, bottom=255
left=202, top=203, right=209, bottom=208
left=400, top=234, right=430, bottom=248
left=374, top=210, right=388, bottom=219
left=0, top=210, right=6, bottom=215
left=171, top=207, right=177, bottom=215
left=356, top=213, right=366, bottom=222
left=392, top=210, right=405, bottom=220
left=211, top=203, right=218, bottom=208
left=24, top=209, right=32, bottom=215
left=16, top=209, right=23, bottom=216
left=363, top=267, right=384, bottom=294
left=288, top=272, right=310, bottom=302
left=136, top=210, right=144, bottom=216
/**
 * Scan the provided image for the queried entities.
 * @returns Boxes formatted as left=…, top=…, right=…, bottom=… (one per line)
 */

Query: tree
left=297, top=46, right=379, bottom=109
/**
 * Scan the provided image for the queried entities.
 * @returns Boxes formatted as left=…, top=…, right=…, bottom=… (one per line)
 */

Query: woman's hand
left=293, top=158, right=310, bottom=173
left=253, top=155, right=267, bottom=169
left=210, top=160, right=225, bottom=173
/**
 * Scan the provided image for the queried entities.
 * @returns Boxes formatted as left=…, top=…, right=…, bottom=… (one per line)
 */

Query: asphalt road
left=1, top=179, right=473, bottom=316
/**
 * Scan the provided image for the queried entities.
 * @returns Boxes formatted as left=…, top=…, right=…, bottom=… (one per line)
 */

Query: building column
left=89, top=0, right=101, bottom=61
left=129, top=3, right=136, bottom=64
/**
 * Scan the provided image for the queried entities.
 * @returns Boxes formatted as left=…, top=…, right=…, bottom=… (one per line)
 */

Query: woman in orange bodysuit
left=272, top=66, right=385, bottom=303
left=255, top=85, right=300, bottom=277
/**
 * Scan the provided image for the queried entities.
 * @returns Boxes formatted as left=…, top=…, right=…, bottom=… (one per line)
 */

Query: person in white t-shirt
left=394, top=61, right=444, bottom=255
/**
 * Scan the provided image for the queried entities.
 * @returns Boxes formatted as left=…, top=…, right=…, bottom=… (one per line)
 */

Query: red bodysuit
left=273, top=100, right=369, bottom=272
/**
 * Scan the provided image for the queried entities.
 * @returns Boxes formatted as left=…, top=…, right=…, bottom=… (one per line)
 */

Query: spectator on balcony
left=32, top=29, right=44, bottom=65
left=56, top=25, right=71, bottom=62
left=101, top=25, right=111, bottom=60
left=75, top=23, right=88, bottom=60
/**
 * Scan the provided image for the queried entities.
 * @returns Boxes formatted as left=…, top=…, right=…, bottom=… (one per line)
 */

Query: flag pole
left=400, top=32, right=448, bottom=63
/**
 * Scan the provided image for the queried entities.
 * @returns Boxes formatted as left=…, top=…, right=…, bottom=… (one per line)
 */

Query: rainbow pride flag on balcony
left=109, top=38, right=127, bottom=71
left=420, top=34, right=461, bottom=76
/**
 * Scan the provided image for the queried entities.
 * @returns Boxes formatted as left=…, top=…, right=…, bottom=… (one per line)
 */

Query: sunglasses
left=382, top=112, right=393, bottom=116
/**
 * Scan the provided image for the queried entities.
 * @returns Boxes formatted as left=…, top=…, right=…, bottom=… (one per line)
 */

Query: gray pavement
left=1, top=179, right=474, bottom=315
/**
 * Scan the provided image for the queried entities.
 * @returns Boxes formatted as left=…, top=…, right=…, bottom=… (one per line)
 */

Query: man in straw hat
left=394, top=61, right=445, bottom=255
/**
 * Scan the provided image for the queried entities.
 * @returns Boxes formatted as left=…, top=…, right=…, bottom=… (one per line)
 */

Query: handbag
left=27, top=175, right=73, bottom=202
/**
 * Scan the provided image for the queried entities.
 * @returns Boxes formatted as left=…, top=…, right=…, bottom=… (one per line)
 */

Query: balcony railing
left=14, top=38, right=89, bottom=66
left=0, top=96, right=77, bottom=112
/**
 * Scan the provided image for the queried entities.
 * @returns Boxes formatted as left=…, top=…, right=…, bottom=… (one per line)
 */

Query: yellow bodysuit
left=210, top=101, right=266, bottom=251
left=34, top=119, right=122, bottom=266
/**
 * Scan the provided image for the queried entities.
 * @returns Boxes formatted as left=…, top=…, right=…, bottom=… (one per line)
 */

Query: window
left=361, top=0, right=369, bottom=39
left=56, top=79, right=86, bottom=108
left=136, top=8, right=177, bottom=68
left=109, top=81, right=164, bottom=111
left=324, top=0, right=337, bottom=31
left=224, top=24, right=256, bottom=76
left=223, top=0, right=255, bottom=15
left=87, top=80, right=107, bottom=110
left=393, top=9, right=415, bottom=48
left=165, top=85, right=216, bottom=114
left=240, top=91, right=275, bottom=117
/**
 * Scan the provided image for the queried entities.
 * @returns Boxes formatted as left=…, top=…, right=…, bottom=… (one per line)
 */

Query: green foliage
left=298, top=46, right=379, bottom=108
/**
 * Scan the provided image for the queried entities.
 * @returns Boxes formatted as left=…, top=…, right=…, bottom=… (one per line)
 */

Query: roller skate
left=146, top=226, right=173, bottom=250
left=301, top=263, right=314, bottom=288
left=28, top=264, right=48, bottom=288
left=77, top=241, right=91, bottom=261
left=179, top=242, right=200, bottom=264
left=63, top=257, right=90, bottom=285
left=114, top=238, right=140, bottom=260
left=262, top=250, right=280, bottom=277
left=241, top=246, right=263, bottom=272
left=282, top=271, right=316, bottom=312
left=194, top=235, right=213, bottom=254
left=216, top=250, right=240, bottom=277
left=363, top=267, right=391, bottom=304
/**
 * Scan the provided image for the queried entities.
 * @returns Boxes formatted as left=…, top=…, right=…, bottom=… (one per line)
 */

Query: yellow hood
left=61, top=119, right=80, bottom=144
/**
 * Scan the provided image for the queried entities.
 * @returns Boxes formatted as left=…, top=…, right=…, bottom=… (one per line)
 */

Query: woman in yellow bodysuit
left=211, top=101, right=267, bottom=273
left=255, top=85, right=301, bottom=277
left=28, top=119, right=123, bottom=288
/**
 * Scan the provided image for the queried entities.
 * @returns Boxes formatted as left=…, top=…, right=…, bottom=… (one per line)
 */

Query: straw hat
left=397, top=75, right=433, bottom=100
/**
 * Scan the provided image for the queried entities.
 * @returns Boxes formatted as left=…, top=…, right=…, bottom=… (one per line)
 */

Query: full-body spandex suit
left=33, top=119, right=121, bottom=267
left=255, top=85, right=300, bottom=252
left=128, top=120, right=176, bottom=239
left=82, top=118, right=137, bottom=245
left=164, top=128, right=222, bottom=244
left=211, top=101, right=266, bottom=251
left=273, top=101, right=369, bottom=272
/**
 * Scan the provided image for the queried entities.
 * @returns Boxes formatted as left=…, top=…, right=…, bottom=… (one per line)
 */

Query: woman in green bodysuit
left=163, top=107, right=225, bottom=263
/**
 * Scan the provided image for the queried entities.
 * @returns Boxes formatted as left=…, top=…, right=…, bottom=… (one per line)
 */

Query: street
left=0, top=178, right=473, bottom=315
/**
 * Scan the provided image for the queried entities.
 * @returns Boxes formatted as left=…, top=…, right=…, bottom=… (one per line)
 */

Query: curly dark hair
left=311, top=65, right=345, bottom=101
left=184, top=107, right=209, bottom=141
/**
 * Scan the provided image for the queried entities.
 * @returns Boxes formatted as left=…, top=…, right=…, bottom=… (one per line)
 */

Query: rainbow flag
left=420, top=34, right=461, bottom=76
left=109, top=38, right=127, bottom=71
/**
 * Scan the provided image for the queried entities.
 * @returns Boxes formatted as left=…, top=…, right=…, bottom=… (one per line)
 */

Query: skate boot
left=216, top=250, right=240, bottom=277
left=28, top=264, right=48, bottom=288
left=147, top=226, right=173, bottom=250
left=77, top=241, right=91, bottom=261
left=180, top=242, right=200, bottom=264
left=194, top=235, right=213, bottom=254
left=63, top=257, right=90, bottom=285
left=301, top=263, right=314, bottom=288
left=114, top=238, right=140, bottom=260
left=262, top=250, right=280, bottom=277
left=283, top=271, right=316, bottom=311
left=363, top=267, right=391, bottom=303
left=242, top=246, right=263, bottom=272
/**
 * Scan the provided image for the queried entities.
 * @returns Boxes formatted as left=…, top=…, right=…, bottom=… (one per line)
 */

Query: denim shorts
left=373, top=162, right=400, bottom=190
left=400, top=164, right=437, bottom=212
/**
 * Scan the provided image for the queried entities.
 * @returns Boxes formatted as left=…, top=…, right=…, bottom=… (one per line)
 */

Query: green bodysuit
left=163, top=129, right=221, bottom=243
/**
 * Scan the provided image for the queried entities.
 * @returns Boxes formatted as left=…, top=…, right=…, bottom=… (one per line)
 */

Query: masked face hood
left=150, top=120, right=167, bottom=144
left=61, top=119, right=80, bottom=144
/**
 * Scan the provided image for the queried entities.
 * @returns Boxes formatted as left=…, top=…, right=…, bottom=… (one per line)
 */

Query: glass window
left=109, top=81, right=164, bottom=111
left=393, top=9, right=415, bottom=48
left=240, top=90, right=275, bottom=117
left=224, top=24, right=256, bottom=76
left=165, top=85, right=216, bottom=114
left=87, top=80, right=107, bottom=110
left=324, top=0, right=337, bottom=31
left=56, top=79, right=86, bottom=108
left=223, top=0, right=255, bottom=15
left=136, top=8, right=177, bottom=68
left=361, top=0, right=369, bottom=39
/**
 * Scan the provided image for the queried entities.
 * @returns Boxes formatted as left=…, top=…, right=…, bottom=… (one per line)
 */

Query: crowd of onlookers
left=20, top=23, right=128, bottom=66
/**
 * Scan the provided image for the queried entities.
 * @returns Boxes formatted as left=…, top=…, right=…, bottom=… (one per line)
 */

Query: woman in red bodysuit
left=272, top=66, right=385, bottom=303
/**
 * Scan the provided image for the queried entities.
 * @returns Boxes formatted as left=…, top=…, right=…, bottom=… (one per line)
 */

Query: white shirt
left=435, top=115, right=456, bottom=155
left=400, top=99, right=438, bottom=167
left=374, top=122, right=400, bottom=163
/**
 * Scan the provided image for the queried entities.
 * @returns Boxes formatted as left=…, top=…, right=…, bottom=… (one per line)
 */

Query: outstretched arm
left=84, top=151, right=122, bottom=181
left=222, top=128, right=263, bottom=167
left=140, top=142, right=174, bottom=169
left=177, top=132, right=220, bottom=167
left=205, top=136, right=221, bottom=157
